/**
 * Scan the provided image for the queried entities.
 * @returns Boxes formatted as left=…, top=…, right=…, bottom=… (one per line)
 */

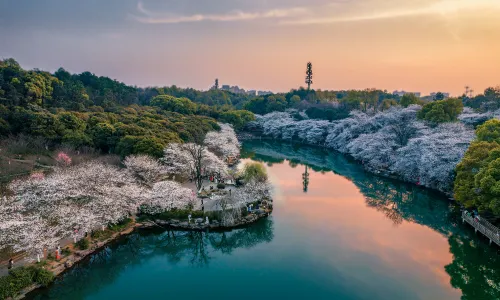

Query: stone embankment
left=142, top=210, right=272, bottom=231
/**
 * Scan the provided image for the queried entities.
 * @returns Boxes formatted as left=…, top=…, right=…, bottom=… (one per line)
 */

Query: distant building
left=393, top=90, right=421, bottom=98
left=221, top=85, right=247, bottom=94
left=219, top=84, right=272, bottom=96
left=257, top=91, right=273, bottom=96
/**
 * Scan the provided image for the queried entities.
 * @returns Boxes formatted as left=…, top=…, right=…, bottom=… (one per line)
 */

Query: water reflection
left=445, top=235, right=500, bottom=300
left=242, top=140, right=500, bottom=300
left=27, top=219, right=274, bottom=300
left=27, top=141, right=500, bottom=300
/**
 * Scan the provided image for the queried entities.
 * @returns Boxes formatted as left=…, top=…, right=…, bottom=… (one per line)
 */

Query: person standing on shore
left=8, top=258, right=13, bottom=270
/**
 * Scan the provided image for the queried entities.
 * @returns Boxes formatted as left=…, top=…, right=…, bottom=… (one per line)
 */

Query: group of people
left=464, top=209, right=481, bottom=222
left=5, top=244, right=63, bottom=271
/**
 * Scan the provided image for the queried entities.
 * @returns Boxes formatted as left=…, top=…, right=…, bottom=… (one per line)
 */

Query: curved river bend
left=28, top=141, right=500, bottom=300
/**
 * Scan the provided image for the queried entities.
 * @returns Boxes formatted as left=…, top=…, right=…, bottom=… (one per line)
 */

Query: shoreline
left=238, top=133, right=455, bottom=199
left=13, top=210, right=271, bottom=300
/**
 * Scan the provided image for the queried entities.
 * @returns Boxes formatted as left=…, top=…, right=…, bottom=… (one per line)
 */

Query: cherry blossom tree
left=55, top=151, right=72, bottom=166
left=124, top=155, right=167, bottom=186
left=212, top=194, right=244, bottom=226
left=141, top=181, right=197, bottom=215
left=393, top=123, right=474, bottom=191
left=8, top=161, right=146, bottom=255
left=253, top=106, right=477, bottom=193
left=204, top=123, right=240, bottom=159
left=162, top=143, right=229, bottom=191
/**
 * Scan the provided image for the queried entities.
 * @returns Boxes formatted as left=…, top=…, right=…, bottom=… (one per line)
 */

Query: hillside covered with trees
left=0, top=59, right=254, bottom=158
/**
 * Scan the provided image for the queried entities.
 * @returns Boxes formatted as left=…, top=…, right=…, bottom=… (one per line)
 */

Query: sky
left=0, top=0, right=499, bottom=96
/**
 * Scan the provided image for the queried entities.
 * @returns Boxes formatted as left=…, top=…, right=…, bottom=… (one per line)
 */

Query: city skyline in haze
left=1, top=0, right=499, bottom=96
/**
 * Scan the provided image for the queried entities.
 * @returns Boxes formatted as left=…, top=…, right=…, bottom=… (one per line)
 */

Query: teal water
left=28, top=141, right=500, bottom=300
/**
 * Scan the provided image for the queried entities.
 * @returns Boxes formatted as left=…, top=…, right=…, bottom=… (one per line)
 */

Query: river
left=27, top=140, right=500, bottom=300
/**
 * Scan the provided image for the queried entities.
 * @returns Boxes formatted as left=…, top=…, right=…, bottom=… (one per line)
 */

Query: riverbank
left=143, top=209, right=272, bottom=231
left=3, top=209, right=272, bottom=300
left=23, top=144, right=500, bottom=300
left=239, top=132, right=455, bottom=198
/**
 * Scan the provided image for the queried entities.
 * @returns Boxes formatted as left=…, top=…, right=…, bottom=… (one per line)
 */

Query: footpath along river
left=27, top=140, right=500, bottom=300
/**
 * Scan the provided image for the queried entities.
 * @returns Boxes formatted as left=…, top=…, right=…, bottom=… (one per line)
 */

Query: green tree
left=400, top=93, right=421, bottom=107
left=241, top=162, right=268, bottom=182
left=151, top=95, right=197, bottom=114
left=244, top=97, right=267, bottom=114
left=473, top=158, right=500, bottom=215
left=265, top=95, right=287, bottom=112
left=91, top=123, right=116, bottom=152
left=62, top=131, right=93, bottom=148
left=288, top=95, right=301, bottom=107
left=417, top=98, right=463, bottom=124
left=341, top=90, right=361, bottom=110
left=381, top=99, right=398, bottom=111
left=476, top=119, right=500, bottom=143
left=29, top=112, right=63, bottom=140
left=454, top=141, right=500, bottom=209
left=434, top=92, right=445, bottom=101
left=219, top=110, right=255, bottom=130
left=133, top=136, right=165, bottom=158
left=58, top=112, right=86, bottom=131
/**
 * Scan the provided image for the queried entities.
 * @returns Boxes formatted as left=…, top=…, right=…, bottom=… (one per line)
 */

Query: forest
left=0, top=59, right=254, bottom=158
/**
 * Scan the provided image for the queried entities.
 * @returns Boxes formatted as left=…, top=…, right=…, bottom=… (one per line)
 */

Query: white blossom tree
left=162, top=143, right=229, bottom=190
left=124, top=155, right=167, bottom=186
left=204, top=123, right=240, bottom=159
left=7, top=161, right=146, bottom=259
left=212, top=194, right=244, bottom=226
left=141, top=181, right=197, bottom=215
left=253, top=105, right=477, bottom=193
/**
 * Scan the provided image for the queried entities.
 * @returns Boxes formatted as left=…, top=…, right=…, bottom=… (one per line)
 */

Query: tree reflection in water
left=242, top=140, right=500, bottom=300
left=26, top=218, right=274, bottom=300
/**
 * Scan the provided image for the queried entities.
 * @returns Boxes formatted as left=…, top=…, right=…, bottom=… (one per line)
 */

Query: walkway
left=462, top=211, right=500, bottom=247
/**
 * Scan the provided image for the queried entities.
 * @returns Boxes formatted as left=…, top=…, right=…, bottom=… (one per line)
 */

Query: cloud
left=131, top=1, right=309, bottom=24
left=283, top=0, right=500, bottom=25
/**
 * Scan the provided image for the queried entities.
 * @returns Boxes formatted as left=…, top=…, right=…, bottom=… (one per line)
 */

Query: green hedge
left=75, top=238, right=90, bottom=250
left=0, top=266, right=54, bottom=299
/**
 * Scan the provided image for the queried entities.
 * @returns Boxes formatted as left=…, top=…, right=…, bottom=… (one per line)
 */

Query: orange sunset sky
left=0, top=0, right=499, bottom=96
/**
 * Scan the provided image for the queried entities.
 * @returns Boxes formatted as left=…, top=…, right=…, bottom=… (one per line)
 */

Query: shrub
left=75, top=238, right=90, bottom=250
left=108, top=218, right=132, bottom=232
left=217, top=183, right=226, bottom=189
left=0, top=266, right=54, bottom=299
left=32, top=267, right=54, bottom=287
left=91, top=230, right=113, bottom=241
left=61, top=247, right=72, bottom=256
left=241, top=162, right=268, bottom=183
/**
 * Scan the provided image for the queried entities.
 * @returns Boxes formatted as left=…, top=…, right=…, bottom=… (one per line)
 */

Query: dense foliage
left=455, top=119, right=500, bottom=218
left=417, top=98, right=464, bottom=124
left=0, top=266, right=54, bottom=299
left=0, top=59, right=256, bottom=157
left=243, top=88, right=397, bottom=119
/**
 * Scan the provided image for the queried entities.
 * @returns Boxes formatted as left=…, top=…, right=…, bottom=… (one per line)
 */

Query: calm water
left=28, top=141, right=500, bottom=300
